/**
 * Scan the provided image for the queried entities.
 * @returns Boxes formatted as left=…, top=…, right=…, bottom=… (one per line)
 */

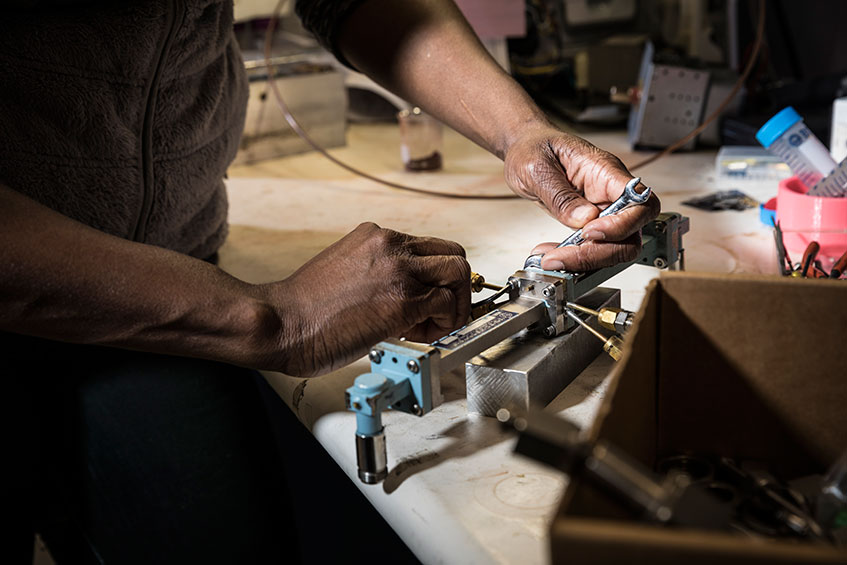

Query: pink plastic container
left=776, top=176, right=847, bottom=266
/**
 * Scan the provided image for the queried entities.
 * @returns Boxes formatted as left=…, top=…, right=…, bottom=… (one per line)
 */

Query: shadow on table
left=381, top=354, right=615, bottom=494
left=382, top=415, right=510, bottom=494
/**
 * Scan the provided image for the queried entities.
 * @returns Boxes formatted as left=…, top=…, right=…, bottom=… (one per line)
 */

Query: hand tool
left=811, top=260, right=829, bottom=279
left=565, top=309, right=624, bottom=360
left=524, top=177, right=652, bottom=270
left=773, top=221, right=792, bottom=276
left=720, top=458, right=828, bottom=540
left=830, top=249, right=847, bottom=279
left=800, top=241, right=820, bottom=278
left=566, top=301, right=635, bottom=333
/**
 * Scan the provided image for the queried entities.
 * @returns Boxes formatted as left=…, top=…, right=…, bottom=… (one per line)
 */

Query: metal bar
left=434, top=298, right=546, bottom=374
left=466, top=288, right=620, bottom=416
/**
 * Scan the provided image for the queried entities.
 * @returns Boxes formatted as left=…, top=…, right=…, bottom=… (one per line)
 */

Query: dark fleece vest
left=0, top=0, right=248, bottom=259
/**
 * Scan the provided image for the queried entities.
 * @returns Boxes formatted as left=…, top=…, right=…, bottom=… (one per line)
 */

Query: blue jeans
left=2, top=333, right=297, bottom=564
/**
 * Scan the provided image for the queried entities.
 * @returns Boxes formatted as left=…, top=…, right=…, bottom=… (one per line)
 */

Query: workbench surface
left=221, top=123, right=780, bottom=564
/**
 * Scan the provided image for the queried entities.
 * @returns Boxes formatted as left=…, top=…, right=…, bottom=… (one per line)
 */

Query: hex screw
left=369, top=349, right=383, bottom=363
left=653, top=257, right=668, bottom=269
left=543, top=325, right=557, bottom=337
left=542, top=285, right=556, bottom=298
left=407, top=360, right=420, bottom=374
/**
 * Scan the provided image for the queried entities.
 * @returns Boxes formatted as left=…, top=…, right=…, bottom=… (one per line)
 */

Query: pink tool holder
left=776, top=176, right=847, bottom=266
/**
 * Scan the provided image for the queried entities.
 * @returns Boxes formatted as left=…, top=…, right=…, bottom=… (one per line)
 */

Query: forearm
left=0, top=184, right=282, bottom=369
left=336, top=0, right=553, bottom=159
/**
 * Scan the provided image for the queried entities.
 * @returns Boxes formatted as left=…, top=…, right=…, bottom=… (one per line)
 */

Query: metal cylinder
left=356, top=431, right=387, bottom=484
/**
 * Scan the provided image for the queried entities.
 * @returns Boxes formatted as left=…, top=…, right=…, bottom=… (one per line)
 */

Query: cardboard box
left=551, top=272, right=847, bottom=564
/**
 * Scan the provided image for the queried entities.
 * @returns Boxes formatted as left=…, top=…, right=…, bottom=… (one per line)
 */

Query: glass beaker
left=397, top=107, right=443, bottom=172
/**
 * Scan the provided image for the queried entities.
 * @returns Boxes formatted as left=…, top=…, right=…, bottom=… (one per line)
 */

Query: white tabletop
left=220, top=125, right=782, bottom=564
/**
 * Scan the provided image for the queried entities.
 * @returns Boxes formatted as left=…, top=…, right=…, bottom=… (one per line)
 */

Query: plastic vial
left=756, top=106, right=837, bottom=190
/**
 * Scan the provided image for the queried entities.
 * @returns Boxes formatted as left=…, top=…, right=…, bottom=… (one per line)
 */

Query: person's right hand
left=256, top=222, right=471, bottom=377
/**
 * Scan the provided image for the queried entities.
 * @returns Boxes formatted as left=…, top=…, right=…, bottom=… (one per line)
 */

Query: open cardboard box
left=552, top=272, right=847, bottom=564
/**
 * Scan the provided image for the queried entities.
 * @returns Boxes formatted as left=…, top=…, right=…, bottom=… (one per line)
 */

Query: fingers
left=538, top=183, right=599, bottom=229
left=403, top=235, right=466, bottom=258
left=408, top=255, right=470, bottom=287
left=407, top=255, right=471, bottom=334
left=581, top=193, right=662, bottom=242
left=358, top=223, right=466, bottom=258
left=526, top=159, right=599, bottom=229
left=402, top=286, right=460, bottom=343
left=561, top=142, right=638, bottom=205
left=530, top=189, right=658, bottom=264
left=538, top=232, right=642, bottom=272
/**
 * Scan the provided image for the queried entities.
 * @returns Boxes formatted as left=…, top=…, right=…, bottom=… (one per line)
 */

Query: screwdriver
left=800, top=241, right=820, bottom=278
left=831, top=249, right=847, bottom=279
left=565, top=309, right=624, bottom=361
left=566, top=302, right=635, bottom=333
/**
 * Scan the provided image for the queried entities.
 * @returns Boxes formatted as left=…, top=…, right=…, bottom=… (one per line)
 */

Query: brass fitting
left=597, top=307, right=634, bottom=333
left=603, top=335, right=625, bottom=361
left=470, top=272, right=504, bottom=293
left=471, top=272, right=486, bottom=293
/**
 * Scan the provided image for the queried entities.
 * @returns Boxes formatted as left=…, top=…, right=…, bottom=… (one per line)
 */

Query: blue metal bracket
left=345, top=340, right=440, bottom=438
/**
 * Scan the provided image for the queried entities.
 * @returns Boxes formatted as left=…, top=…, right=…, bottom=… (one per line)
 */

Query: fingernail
left=543, top=259, right=565, bottom=271
left=573, top=205, right=596, bottom=223
left=583, top=230, right=606, bottom=241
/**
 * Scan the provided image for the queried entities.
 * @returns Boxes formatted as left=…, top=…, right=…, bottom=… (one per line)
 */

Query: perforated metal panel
left=629, top=64, right=710, bottom=150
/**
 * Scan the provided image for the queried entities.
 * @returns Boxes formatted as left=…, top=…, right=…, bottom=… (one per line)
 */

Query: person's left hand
left=503, top=125, right=660, bottom=272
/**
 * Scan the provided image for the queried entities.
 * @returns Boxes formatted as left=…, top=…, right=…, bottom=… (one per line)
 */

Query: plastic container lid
left=756, top=106, right=802, bottom=148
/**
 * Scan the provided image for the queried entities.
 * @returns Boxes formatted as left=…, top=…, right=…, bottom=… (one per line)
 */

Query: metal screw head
left=542, top=285, right=556, bottom=298
left=369, top=349, right=383, bottom=363
left=406, top=360, right=420, bottom=373
left=653, top=257, right=668, bottom=269
left=543, top=325, right=557, bottom=337
left=412, top=404, right=423, bottom=416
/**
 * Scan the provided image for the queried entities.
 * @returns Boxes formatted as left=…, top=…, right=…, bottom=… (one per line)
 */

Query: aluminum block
left=466, top=287, right=621, bottom=417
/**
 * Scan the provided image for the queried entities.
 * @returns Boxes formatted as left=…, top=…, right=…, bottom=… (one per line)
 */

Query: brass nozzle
left=565, top=309, right=625, bottom=361
left=603, top=335, right=624, bottom=361
left=567, top=302, right=634, bottom=333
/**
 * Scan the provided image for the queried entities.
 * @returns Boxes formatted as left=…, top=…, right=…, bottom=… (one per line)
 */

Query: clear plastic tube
left=756, top=107, right=837, bottom=191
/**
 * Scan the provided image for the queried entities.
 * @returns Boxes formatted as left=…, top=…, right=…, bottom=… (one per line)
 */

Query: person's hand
left=257, top=222, right=470, bottom=377
left=504, top=126, right=660, bottom=271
